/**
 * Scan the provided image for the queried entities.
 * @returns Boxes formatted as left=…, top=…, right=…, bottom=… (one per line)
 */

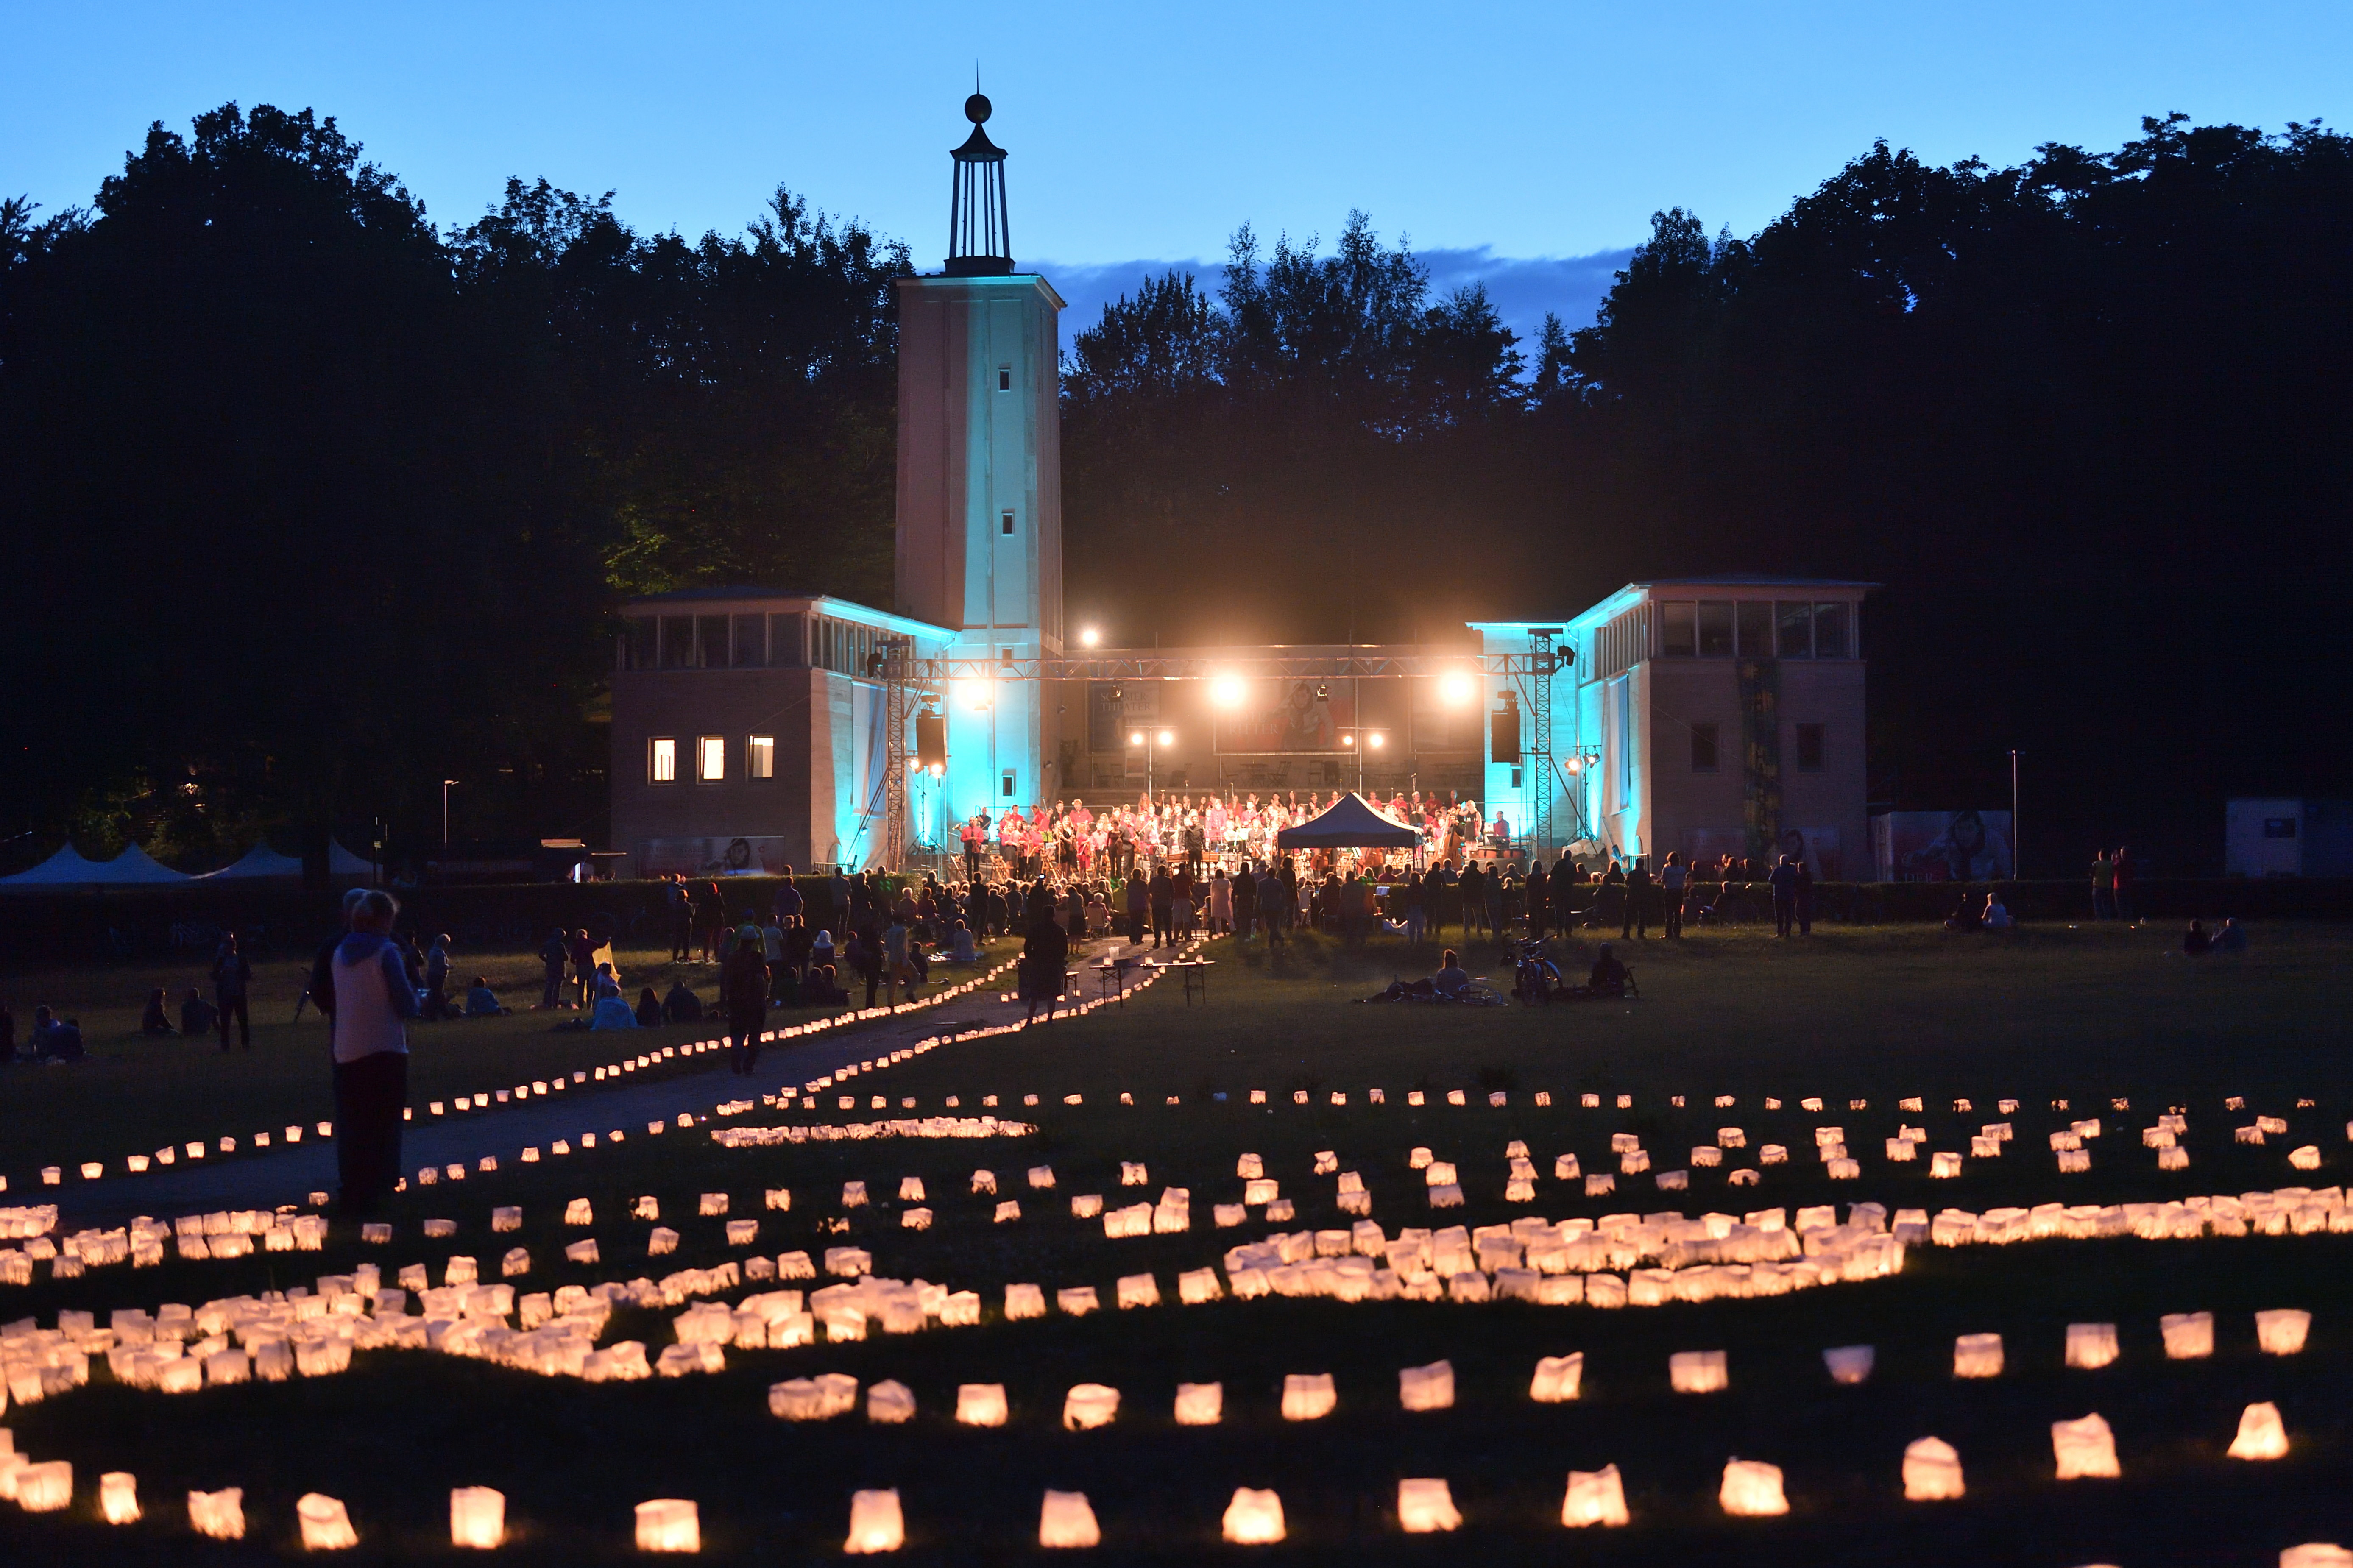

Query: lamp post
left=2008, top=749, right=2021, bottom=879
left=1337, top=727, right=1387, bottom=796
left=1128, top=727, right=1173, bottom=799
left=441, top=780, right=458, bottom=846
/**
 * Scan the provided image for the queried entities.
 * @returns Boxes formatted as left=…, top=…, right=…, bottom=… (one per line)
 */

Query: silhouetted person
left=211, top=932, right=253, bottom=1050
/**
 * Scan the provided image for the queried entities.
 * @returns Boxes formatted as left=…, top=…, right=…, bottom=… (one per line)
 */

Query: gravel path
left=46, top=941, right=1175, bottom=1230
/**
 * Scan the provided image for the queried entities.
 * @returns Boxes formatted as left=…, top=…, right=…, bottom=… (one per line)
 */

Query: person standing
left=884, top=911, right=918, bottom=1003
left=1020, top=900, right=1069, bottom=1023
left=666, top=875, right=693, bottom=962
left=1149, top=866, right=1176, bottom=949
left=960, top=813, right=986, bottom=886
left=210, top=932, right=253, bottom=1051
left=316, top=889, right=417, bottom=1217
left=1232, top=858, right=1257, bottom=941
left=2112, top=846, right=2136, bottom=922
left=1623, top=857, right=1653, bottom=940
left=1659, top=853, right=1688, bottom=940
left=2089, top=849, right=2116, bottom=920
left=1460, top=862, right=1488, bottom=938
left=1403, top=871, right=1427, bottom=945
left=1525, top=858, right=1550, bottom=940
left=423, top=933, right=452, bottom=1020
left=1124, top=874, right=1150, bottom=947
left=537, top=927, right=569, bottom=1010
left=1209, top=866, right=1233, bottom=936
left=1768, top=855, right=1799, bottom=938
left=567, top=927, right=597, bottom=1008
left=721, top=924, right=769, bottom=1075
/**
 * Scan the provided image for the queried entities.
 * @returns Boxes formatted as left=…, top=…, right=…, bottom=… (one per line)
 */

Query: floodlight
left=1079, top=627, right=1101, bottom=648
left=1439, top=673, right=1475, bottom=706
left=1129, top=731, right=1145, bottom=746
left=1157, top=730, right=1174, bottom=747
left=1342, top=735, right=1357, bottom=748
left=1369, top=733, right=1385, bottom=749
left=1210, top=675, right=1247, bottom=709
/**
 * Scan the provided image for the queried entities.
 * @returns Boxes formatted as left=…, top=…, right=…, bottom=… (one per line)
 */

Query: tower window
left=648, top=738, right=677, bottom=784
left=696, top=736, right=726, bottom=783
left=747, top=735, right=775, bottom=780
left=1691, top=722, right=1720, bottom=772
left=1795, top=723, right=1825, bottom=772
left=1001, top=769, right=1016, bottom=799
left=997, top=366, right=1012, bottom=392
left=1000, top=510, right=1016, bottom=536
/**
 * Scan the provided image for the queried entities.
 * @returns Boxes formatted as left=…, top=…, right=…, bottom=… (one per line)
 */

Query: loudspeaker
left=915, top=710, right=947, bottom=769
left=1490, top=707, right=1521, bottom=764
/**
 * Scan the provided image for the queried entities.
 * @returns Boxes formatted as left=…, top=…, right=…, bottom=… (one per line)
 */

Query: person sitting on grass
left=1943, top=893, right=1982, bottom=932
left=661, top=979, right=703, bottom=1024
left=2183, top=919, right=2213, bottom=957
left=141, top=987, right=177, bottom=1036
left=1982, top=891, right=2015, bottom=930
left=803, top=963, right=848, bottom=1005
left=179, top=986, right=217, bottom=1037
left=464, top=978, right=507, bottom=1017
left=1432, top=948, right=1472, bottom=1000
left=943, top=918, right=979, bottom=964
left=32, top=1005, right=84, bottom=1061
left=634, top=985, right=662, bottom=1028
left=2216, top=916, right=2248, bottom=954
left=588, top=979, right=639, bottom=1029
left=1586, top=942, right=1629, bottom=998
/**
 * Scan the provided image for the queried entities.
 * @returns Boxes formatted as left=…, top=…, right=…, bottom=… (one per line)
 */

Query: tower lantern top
left=946, top=93, right=1012, bottom=276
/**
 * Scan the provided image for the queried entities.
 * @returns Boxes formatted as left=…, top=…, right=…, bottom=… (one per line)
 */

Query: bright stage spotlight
left=1210, top=675, right=1247, bottom=709
left=1342, top=734, right=1357, bottom=748
left=1079, top=626, right=1101, bottom=648
left=1439, top=672, right=1475, bottom=706
left=1129, top=730, right=1145, bottom=746
left=1368, top=733, right=1385, bottom=749
left=955, top=679, right=991, bottom=712
left=1157, top=730, right=1174, bottom=747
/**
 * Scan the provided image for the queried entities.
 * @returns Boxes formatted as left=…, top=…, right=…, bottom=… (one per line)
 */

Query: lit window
left=696, top=735, right=725, bottom=782
left=1691, top=722, right=1719, bottom=772
left=1795, top=723, right=1825, bottom=772
left=747, top=735, right=775, bottom=780
left=649, top=738, right=677, bottom=784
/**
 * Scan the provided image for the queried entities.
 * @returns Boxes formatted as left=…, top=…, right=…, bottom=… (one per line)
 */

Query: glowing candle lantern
left=1062, top=1384, right=1120, bottom=1430
left=2065, top=1323, right=2119, bottom=1370
left=1174, top=1382, right=1223, bottom=1425
left=898, top=1177, right=925, bottom=1203
left=995, top=1201, right=1022, bottom=1223
left=956, top=1384, right=1009, bottom=1426
left=565, top=1239, right=600, bottom=1265
left=971, top=1171, right=997, bottom=1195
left=1902, top=1437, right=1965, bottom=1501
left=1397, top=1478, right=1460, bottom=1533
left=493, top=1206, right=522, bottom=1233
left=1930, top=1153, right=1963, bottom=1178
left=1718, top=1460, right=1788, bottom=1516
left=1038, top=1490, right=1100, bottom=1549
left=1670, top=1350, right=1729, bottom=1394
left=2159, top=1146, right=2190, bottom=1170
left=2229, top=1401, right=2289, bottom=1461
left=1953, top=1333, right=2004, bottom=1379
left=298, top=1492, right=359, bottom=1549
left=841, top=1183, right=867, bottom=1208
left=425, top=1218, right=458, bottom=1239
left=450, top=1486, right=505, bottom=1549
left=1221, top=1489, right=1284, bottom=1545
left=2051, top=1413, right=2120, bottom=1479
left=1028, top=1166, right=1056, bottom=1189
left=2160, top=1311, right=2214, bottom=1359
left=1177, top=1267, right=1224, bottom=1304
left=190, top=1487, right=246, bottom=1540
left=2257, top=1309, right=2312, bottom=1356
left=636, top=1499, right=700, bottom=1553
left=96, top=1470, right=139, bottom=1524
left=647, top=1229, right=679, bottom=1257
left=899, top=1209, right=931, bottom=1232
left=1072, top=1195, right=1105, bottom=1220
left=14, top=1459, right=70, bottom=1512
left=1281, top=1373, right=1336, bottom=1420
left=2281, top=1546, right=2353, bottom=1568
left=1116, top=1273, right=1160, bottom=1309
left=1823, top=1345, right=1875, bottom=1384
left=1561, top=1465, right=1629, bottom=1527
left=1399, top=1359, right=1455, bottom=1412
left=1530, top=1353, right=1583, bottom=1402
left=1005, top=1284, right=1045, bottom=1320
left=867, top=1380, right=916, bottom=1423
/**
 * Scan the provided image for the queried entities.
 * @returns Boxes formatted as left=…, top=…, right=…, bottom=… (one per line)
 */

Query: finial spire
left=946, top=90, right=1011, bottom=276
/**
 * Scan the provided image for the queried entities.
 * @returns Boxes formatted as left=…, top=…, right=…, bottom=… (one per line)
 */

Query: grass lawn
left=2, top=922, right=2347, bottom=1563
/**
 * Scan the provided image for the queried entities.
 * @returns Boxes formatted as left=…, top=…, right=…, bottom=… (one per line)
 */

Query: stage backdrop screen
left=1870, top=811, right=2015, bottom=881
left=1215, top=679, right=1357, bottom=754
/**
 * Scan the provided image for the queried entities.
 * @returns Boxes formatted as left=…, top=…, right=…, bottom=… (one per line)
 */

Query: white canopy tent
left=199, top=840, right=376, bottom=880
left=0, top=842, right=192, bottom=887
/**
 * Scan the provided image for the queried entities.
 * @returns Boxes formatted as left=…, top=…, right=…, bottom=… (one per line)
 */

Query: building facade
left=606, top=101, right=1875, bottom=878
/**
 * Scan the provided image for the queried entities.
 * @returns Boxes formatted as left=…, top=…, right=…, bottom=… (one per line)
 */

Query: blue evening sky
left=6, top=2, right=2345, bottom=344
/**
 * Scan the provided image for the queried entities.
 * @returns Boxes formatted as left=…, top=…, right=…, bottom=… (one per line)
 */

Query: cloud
left=1033, top=245, right=1638, bottom=356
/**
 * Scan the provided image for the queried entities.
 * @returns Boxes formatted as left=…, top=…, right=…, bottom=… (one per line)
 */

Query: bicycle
left=1507, top=939, right=1567, bottom=1004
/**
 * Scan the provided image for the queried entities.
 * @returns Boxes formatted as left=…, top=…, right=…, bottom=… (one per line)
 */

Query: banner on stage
left=640, top=836, right=793, bottom=877
left=1214, top=679, right=1357, bottom=754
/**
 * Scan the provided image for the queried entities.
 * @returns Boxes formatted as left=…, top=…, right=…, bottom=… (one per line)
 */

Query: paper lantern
left=956, top=1384, right=1009, bottom=1426
left=899, top=1209, right=931, bottom=1232
left=1531, top=1353, right=1583, bottom=1402
left=1281, top=1373, right=1336, bottom=1420
left=190, top=1487, right=246, bottom=1540
left=2257, top=1309, right=2311, bottom=1355
left=1174, top=1382, right=1223, bottom=1425
left=298, top=1491, right=359, bottom=1549
left=1116, top=1273, right=1160, bottom=1309
left=1028, top=1166, right=1056, bottom=1189
left=1719, top=1459, right=1787, bottom=1516
left=648, top=1228, right=679, bottom=1257
left=2051, top=1413, right=2120, bottom=1479
left=841, top=1182, right=868, bottom=1208
left=1670, top=1350, right=1728, bottom=1394
left=450, top=1486, right=505, bottom=1549
left=2065, top=1322, right=2119, bottom=1370
left=1030, top=1489, right=1101, bottom=1549
left=2160, top=1311, right=2214, bottom=1359
left=2281, top=1546, right=2353, bottom=1568
left=636, top=1499, right=700, bottom=1553
left=1221, top=1489, right=1284, bottom=1545
left=1056, top=1287, right=1100, bottom=1317
left=1758, top=1145, right=1787, bottom=1165
left=1005, top=1284, right=1045, bottom=1320
left=491, top=1206, right=522, bottom=1233
left=565, top=1239, right=601, bottom=1265
left=994, top=1201, right=1023, bottom=1223
left=2159, top=1146, right=2191, bottom=1170
left=1561, top=1465, right=1629, bottom=1527
left=1953, top=1333, right=2004, bottom=1379
left=1823, top=1345, right=1875, bottom=1384
left=1902, top=1437, right=1965, bottom=1501
left=99, top=1470, right=139, bottom=1524
left=15, top=1459, right=70, bottom=1512
left=1397, top=1478, right=1461, bottom=1533
left=971, top=1170, right=997, bottom=1195
left=867, top=1380, right=916, bottom=1423
left=425, top=1217, right=458, bottom=1237
left=1399, top=1359, right=1455, bottom=1411
left=2229, top=1401, right=2289, bottom=1460
left=1930, top=1152, right=1963, bottom=1178
left=1063, top=1384, right=1120, bottom=1429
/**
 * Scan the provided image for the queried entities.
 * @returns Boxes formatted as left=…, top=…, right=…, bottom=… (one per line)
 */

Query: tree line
left=3, top=105, right=2347, bottom=872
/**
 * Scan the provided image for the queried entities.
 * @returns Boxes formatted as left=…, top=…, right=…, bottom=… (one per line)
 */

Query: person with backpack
left=721, top=924, right=770, bottom=1075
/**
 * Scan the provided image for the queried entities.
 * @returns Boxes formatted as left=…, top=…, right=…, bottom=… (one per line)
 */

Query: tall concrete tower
left=894, top=92, right=1064, bottom=830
